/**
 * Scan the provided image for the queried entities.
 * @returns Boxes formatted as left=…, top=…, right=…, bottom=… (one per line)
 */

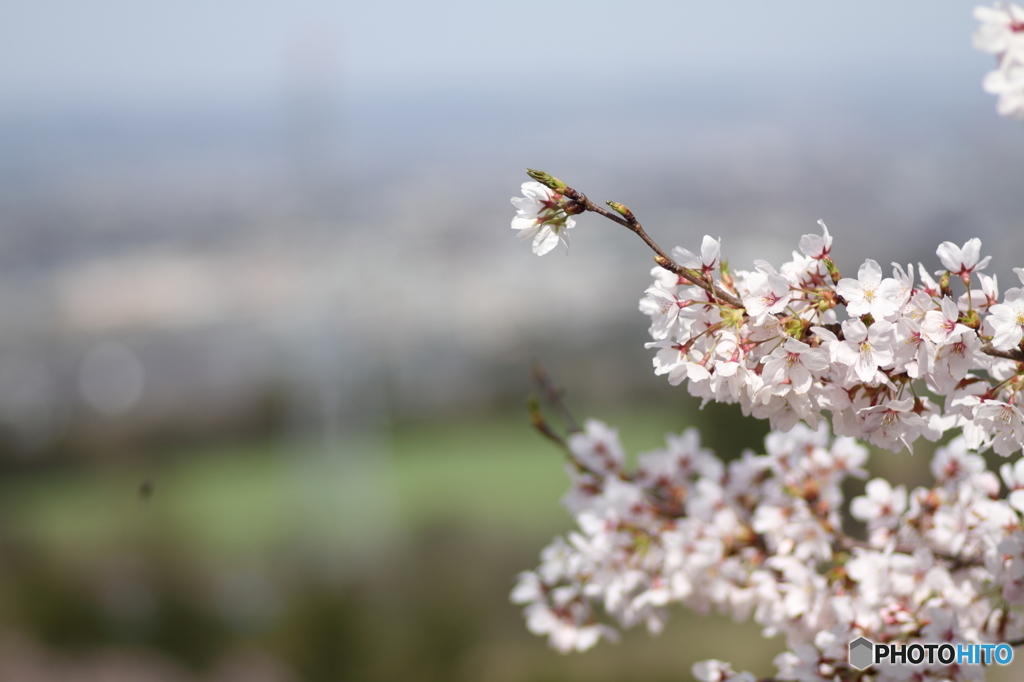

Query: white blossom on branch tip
left=511, top=181, right=576, bottom=256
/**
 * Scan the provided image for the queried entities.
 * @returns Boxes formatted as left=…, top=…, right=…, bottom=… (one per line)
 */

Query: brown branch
left=981, top=342, right=1024, bottom=363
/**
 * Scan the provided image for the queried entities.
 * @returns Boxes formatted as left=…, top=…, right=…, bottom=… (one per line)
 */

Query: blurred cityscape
left=2, top=80, right=1024, bottom=460
left=1, top=1, right=1024, bottom=680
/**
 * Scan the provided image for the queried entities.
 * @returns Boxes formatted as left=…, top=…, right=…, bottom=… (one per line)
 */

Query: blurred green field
left=0, top=405, right=782, bottom=680
left=0, top=405, right=1018, bottom=681
left=0, top=406, right=711, bottom=566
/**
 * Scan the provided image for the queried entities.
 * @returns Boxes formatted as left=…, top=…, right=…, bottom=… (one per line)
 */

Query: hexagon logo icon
left=849, top=637, right=873, bottom=670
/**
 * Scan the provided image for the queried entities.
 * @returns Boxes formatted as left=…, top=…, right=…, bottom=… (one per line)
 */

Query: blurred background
left=1, top=1, right=1023, bottom=680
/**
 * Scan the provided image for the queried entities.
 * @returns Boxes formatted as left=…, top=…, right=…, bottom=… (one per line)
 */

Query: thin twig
left=527, top=396, right=568, bottom=449
left=532, top=363, right=581, bottom=434
left=559, top=184, right=745, bottom=309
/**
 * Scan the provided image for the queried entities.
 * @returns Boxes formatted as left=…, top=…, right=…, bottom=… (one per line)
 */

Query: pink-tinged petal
left=835, top=342, right=859, bottom=367
left=960, top=238, right=982, bottom=269
left=533, top=229, right=560, bottom=256
left=993, top=325, right=1024, bottom=352
left=835, top=278, right=862, bottom=301
left=699, top=235, right=721, bottom=267
left=872, top=347, right=893, bottom=367
left=800, top=348, right=830, bottom=372
left=671, top=246, right=701, bottom=270
left=855, top=354, right=877, bottom=383
left=520, top=181, right=551, bottom=201
left=512, top=216, right=537, bottom=232
left=867, top=320, right=894, bottom=344
left=936, top=241, right=961, bottom=273
left=782, top=338, right=809, bottom=352
left=984, top=69, right=1011, bottom=95
left=686, top=363, right=711, bottom=382
left=975, top=6, right=1011, bottom=23
left=858, top=259, right=882, bottom=286
left=876, top=278, right=904, bottom=301
left=810, top=326, right=838, bottom=343
left=841, top=319, right=868, bottom=343
left=789, top=366, right=812, bottom=394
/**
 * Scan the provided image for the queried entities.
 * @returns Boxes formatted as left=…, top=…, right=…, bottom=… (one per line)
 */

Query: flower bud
left=824, top=257, right=841, bottom=284
left=653, top=255, right=674, bottom=271
left=939, top=271, right=953, bottom=299
left=606, top=201, right=636, bottom=222
left=526, top=168, right=567, bottom=190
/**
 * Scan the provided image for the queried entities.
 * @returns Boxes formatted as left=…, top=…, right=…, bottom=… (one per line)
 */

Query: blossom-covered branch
left=511, top=420, right=1024, bottom=681
left=506, top=5, right=1024, bottom=681
left=514, top=173, right=1024, bottom=457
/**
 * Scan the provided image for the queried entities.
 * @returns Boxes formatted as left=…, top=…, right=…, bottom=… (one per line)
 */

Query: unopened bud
left=826, top=564, right=849, bottom=587
left=526, top=168, right=567, bottom=190
left=824, top=258, right=841, bottom=285
left=939, top=271, right=953, bottom=299
left=561, top=198, right=586, bottom=215
left=719, top=259, right=734, bottom=289
left=817, top=293, right=836, bottom=312
left=654, top=255, right=674, bottom=271
left=606, top=201, right=636, bottom=222
left=527, top=396, right=543, bottom=425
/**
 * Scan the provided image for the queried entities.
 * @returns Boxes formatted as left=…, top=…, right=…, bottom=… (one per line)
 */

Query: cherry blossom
left=835, top=259, right=902, bottom=320
left=936, top=239, right=992, bottom=279
left=760, top=338, right=829, bottom=395
left=673, top=235, right=722, bottom=277
left=975, top=3, right=1024, bottom=119
left=511, top=181, right=576, bottom=255
left=834, top=319, right=895, bottom=384
left=798, top=220, right=833, bottom=261
left=988, top=288, right=1024, bottom=351
left=741, top=262, right=792, bottom=322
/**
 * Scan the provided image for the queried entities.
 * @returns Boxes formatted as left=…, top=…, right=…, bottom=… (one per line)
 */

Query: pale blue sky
left=0, top=1, right=995, bottom=113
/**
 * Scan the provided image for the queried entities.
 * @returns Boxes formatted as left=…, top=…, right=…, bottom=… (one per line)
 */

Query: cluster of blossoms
left=512, top=421, right=1024, bottom=681
left=638, top=226, right=1024, bottom=458
left=975, top=2, right=1024, bottom=119
left=508, top=6, right=1024, bottom=681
